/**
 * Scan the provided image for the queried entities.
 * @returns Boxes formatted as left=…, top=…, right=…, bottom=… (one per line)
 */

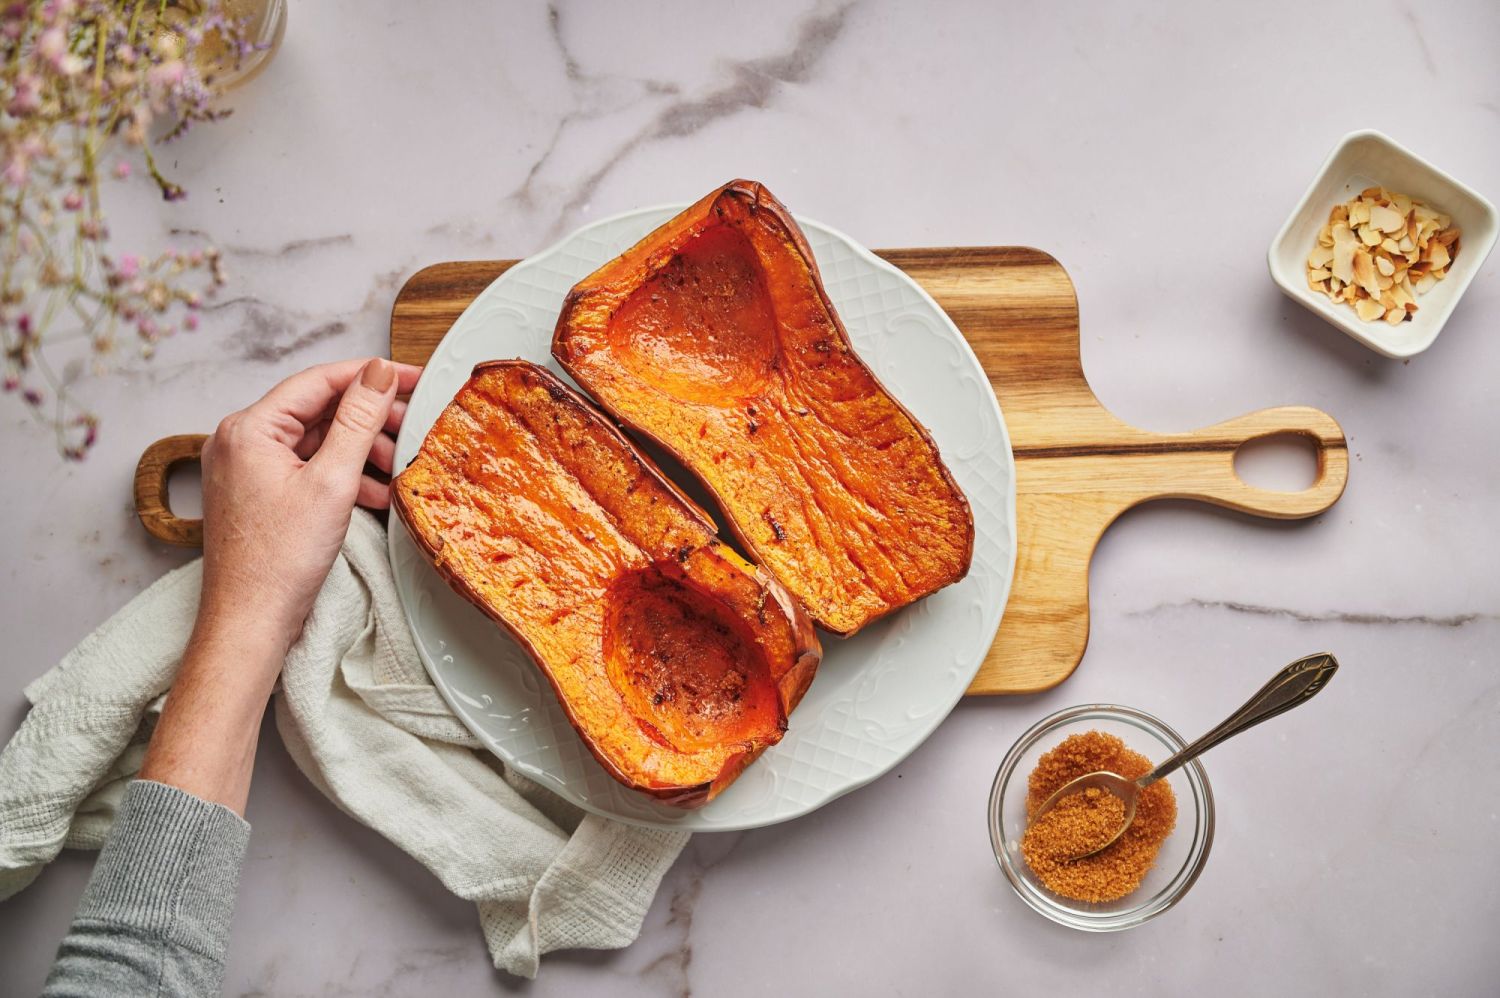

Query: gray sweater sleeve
left=42, top=779, right=250, bottom=998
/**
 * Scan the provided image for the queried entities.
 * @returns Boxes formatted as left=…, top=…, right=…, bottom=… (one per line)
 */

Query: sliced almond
left=1331, top=222, right=1359, bottom=283
left=1352, top=249, right=1382, bottom=297
left=1369, top=203, right=1405, bottom=232
left=1310, top=189, right=1460, bottom=322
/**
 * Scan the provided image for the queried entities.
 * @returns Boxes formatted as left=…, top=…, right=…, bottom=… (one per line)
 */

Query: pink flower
left=116, top=254, right=139, bottom=279
left=62, top=191, right=83, bottom=211
left=37, top=26, right=83, bottom=74
left=36, top=26, right=64, bottom=59
left=1, top=4, right=23, bottom=41
left=184, top=313, right=199, bottom=331
left=113, top=161, right=131, bottom=180
left=2, top=157, right=27, bottom=187
left=7, top=73, right=39, bottom=115
left=147, top=60, right=185, bottom=88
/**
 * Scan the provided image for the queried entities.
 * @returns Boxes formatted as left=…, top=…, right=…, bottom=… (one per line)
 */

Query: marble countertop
left=3, top=2, right=1498, bottom=994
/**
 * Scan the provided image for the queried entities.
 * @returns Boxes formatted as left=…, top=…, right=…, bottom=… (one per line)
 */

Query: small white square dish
left=1268, top=129, right=1497, bottom=359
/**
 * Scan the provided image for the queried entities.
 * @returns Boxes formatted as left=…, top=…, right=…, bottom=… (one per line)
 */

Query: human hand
left=195, top=358, right=423, bottom=658
left=140, top=358, right=421, bottom=814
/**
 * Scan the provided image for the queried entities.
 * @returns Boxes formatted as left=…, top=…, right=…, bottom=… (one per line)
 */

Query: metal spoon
left=1028, top=652, right=1340, bottom=861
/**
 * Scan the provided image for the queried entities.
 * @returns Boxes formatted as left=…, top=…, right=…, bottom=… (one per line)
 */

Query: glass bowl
left=988, top=704, right=1215, bottom=931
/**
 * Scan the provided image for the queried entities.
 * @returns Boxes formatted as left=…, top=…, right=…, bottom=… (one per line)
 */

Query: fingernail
left=361, top=358, right=396, bottom=392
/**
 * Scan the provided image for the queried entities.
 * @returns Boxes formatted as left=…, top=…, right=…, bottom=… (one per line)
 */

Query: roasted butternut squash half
left=554, top=180, right=974, bottom=635
left=392, top=361, right=820, bottom=807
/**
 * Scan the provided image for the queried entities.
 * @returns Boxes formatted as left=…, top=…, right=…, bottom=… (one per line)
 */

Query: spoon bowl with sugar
left=1028, top=652, right=1340, bottom=862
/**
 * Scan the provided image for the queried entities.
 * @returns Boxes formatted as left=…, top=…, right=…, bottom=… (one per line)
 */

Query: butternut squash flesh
left=554, top=180, right=975, bottom=635
left=393, top=361, right=821, bottom=807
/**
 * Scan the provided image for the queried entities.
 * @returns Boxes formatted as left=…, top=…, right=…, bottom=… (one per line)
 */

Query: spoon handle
left=1139, top=652, right=1339, bottom=788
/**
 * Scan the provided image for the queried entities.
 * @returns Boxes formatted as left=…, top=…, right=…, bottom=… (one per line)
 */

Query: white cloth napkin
left=0, top=509, right=688, bottom=978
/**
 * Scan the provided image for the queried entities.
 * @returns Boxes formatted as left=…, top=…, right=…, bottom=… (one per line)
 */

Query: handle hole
left=167, top=461, right=204, bottom=519
left=1233, top=433, right=1319, bottom=492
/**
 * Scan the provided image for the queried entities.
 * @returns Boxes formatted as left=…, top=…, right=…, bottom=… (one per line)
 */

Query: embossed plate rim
left=389, top=203, right=1016, bottom=831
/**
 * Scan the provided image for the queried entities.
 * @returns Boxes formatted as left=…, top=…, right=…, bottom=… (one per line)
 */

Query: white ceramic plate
left=389, top=206, right=1017, bottom=831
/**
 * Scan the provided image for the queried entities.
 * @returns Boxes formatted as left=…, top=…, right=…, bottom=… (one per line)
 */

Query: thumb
left=311, top=358, right=398, bottom=482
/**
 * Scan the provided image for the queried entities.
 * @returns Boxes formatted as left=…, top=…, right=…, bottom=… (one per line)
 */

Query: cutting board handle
left=1157, top=405, right=1348, bottom=519
left=134, top=434, right=207, bottom=547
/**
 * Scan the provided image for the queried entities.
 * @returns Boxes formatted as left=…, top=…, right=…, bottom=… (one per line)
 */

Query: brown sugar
left=1024, top=786, right=1127, bottom=863
left=1020, top=730, right=1177, bottom=903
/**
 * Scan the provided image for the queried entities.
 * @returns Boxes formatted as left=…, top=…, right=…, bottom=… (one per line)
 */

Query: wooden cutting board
left=135, top=246, right=1348, bottom=695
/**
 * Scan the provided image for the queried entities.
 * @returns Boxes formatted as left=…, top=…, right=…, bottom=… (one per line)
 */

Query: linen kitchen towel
left=0, top=509, right=689, bottom=978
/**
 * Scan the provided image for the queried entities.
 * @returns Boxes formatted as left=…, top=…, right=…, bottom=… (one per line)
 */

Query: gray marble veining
left=516, top=0, right=858, bottom=237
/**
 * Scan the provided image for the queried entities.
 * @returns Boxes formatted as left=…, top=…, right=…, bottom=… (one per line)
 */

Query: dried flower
left=0, top=0, right=256, bottom=459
